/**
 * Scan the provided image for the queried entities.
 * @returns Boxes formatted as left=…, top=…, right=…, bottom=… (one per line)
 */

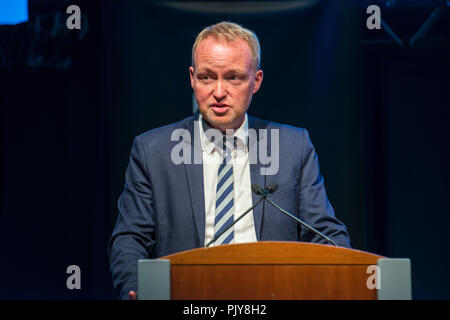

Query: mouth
left=210, top=103, right=231, bottom=115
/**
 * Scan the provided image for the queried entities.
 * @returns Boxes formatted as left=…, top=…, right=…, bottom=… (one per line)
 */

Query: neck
left=203, top=115, right=246, bottom=134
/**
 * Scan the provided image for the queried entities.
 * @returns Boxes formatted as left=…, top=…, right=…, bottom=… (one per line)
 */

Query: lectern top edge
left=159, top=241, right=385, bottom=265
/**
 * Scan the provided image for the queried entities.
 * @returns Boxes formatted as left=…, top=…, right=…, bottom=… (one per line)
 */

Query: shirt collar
left=199, top=113, right=249, bottom=154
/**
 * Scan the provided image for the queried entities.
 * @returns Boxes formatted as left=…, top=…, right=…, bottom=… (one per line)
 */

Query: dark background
left=1, top=0, right=449, bottom=299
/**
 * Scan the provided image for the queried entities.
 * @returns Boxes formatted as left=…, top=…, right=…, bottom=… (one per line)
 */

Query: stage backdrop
left=1, top=0, right=449, bottom=299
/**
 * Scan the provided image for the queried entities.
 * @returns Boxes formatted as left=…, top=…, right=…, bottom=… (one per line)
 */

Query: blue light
left=0, top=0, right=28, bottom=25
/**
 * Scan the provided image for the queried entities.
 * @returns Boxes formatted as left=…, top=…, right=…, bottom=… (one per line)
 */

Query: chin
left=209, top=119, right=230, bottom=129
left=205, top=118, right=231, bottom=131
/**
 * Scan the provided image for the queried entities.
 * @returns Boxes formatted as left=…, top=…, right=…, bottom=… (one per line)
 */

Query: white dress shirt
left=199, top=114, right=257, bottom=246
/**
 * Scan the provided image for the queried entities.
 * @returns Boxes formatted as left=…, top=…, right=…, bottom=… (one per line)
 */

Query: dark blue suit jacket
left=108, top=114, right=351, bottom=299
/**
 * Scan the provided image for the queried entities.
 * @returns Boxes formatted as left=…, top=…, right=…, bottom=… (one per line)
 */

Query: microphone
left=251, top=184, right=265, bottom=195
left=252, top=183, right=338, bottom=246
left=252, top=182, right=278, bottom=195
left=265, top=182, right=278, bottom=194
left=205, top=187, right=267, bottom=247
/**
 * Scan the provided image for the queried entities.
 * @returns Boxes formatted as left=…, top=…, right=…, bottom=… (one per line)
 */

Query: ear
left=189, top=66, right=195, bottom=89
left=252, top=69, right=263, bottom=94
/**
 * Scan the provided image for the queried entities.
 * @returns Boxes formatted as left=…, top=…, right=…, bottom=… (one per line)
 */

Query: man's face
left=190, top=37, right=263, bottom=132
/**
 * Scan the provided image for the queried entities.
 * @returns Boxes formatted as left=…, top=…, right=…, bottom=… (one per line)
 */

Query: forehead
left=194, top=37, right=253, bottom=70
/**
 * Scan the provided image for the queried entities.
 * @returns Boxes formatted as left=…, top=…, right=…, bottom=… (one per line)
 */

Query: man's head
left=190, top=22, right=263, bottom=132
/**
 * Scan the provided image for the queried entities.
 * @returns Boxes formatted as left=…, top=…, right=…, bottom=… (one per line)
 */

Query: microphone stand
left=264, top=197, right=337, bottom=246
left=205, top=194, right=267, bottom=247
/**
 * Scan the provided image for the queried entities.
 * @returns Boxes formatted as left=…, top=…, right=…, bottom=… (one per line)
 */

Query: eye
left=228, top=74, right=243, bottom=83
left=198, top=74, right=213, bottom=82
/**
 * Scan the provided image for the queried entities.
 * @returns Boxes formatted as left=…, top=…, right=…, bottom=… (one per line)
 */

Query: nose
left=213, top=80, right=227, bottom=101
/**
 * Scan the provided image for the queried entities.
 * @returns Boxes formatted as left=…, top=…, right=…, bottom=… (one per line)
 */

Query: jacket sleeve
left=298, top=129, right=351, bottom=248
left=108, top=136, right=156, bottom=299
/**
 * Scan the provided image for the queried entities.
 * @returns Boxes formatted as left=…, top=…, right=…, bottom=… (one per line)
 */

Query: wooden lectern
left=137, top=241, right=411, bottom=300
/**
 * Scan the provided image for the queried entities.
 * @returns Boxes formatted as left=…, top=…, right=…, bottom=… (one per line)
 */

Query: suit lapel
left=248, top=116, right=268, bottom=241
left=183, top=114, right=205, bottom=247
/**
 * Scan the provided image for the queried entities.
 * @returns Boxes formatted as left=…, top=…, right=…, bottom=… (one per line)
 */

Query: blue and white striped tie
left=213, top=137, right=235, bottom=245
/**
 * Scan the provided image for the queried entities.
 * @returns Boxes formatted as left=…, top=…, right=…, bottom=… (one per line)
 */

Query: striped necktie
left=213, top=137, right=235, bottom=245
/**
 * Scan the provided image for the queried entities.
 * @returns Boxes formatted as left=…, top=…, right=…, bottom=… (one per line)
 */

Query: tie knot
left=222, top=136, right=236, bottom=165
left=223, top=136, right=236, bottom=153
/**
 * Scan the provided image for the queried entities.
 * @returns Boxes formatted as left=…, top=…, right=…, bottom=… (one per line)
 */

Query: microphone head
left=266, top=182, right=279, bottom=193
left=251, top=184, right=264, bottom=195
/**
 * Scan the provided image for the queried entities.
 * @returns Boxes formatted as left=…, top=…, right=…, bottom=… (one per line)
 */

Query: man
left=108, top=22, right=351, bottom=300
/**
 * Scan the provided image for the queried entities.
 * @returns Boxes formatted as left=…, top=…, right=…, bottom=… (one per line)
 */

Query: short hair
left=192, top=21, right=261, bottom=70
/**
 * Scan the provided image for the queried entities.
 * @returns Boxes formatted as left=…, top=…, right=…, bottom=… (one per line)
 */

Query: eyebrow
left=226, top=69, right=246, bottom=75
left=196, top=68, right=214, bottom=74
left=196, top=68, right=246, bottom=74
